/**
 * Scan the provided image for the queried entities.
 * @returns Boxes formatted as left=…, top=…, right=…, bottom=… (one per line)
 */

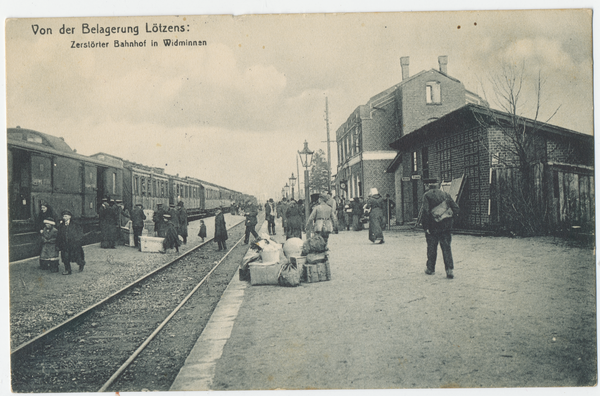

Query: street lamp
left=289, top=173, right=296, bottom=200
left=298, top=140, right=314, bottom=238
left=281, top=188, right=285, bottom=200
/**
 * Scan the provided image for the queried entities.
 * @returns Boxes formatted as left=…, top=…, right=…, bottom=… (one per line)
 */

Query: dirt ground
left=210, top=225, right=596, bottom=390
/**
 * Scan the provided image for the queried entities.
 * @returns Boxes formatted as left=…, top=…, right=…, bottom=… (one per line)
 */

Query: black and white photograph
left=2, top=2, right=597, bottom=395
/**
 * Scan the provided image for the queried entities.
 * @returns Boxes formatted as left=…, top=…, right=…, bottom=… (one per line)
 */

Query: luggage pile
left=238, top=234, right=331, bottom=287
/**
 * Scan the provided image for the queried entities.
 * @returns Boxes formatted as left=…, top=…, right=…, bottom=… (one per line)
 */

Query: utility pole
left=325, top=97, right=332, bottom=193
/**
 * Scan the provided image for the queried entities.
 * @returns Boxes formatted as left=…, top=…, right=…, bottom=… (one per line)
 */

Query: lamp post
left=289, top=173, right=296, bottom=200
left=284, top=183, right=290, bottom=199
left=298, top=140, right=314, bottom=238
left=281, top=188, right=285, bottom=200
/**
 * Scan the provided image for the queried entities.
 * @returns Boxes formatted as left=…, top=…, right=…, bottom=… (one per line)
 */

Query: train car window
left=152, top=180, right=157, bottom=197
left=141, top=177, right=146, bottom=196
left=134, top=176, right=139, bottom=195
left=26, top=134, right=43, bottom=144
left=112, top=173, right=117, bottom=195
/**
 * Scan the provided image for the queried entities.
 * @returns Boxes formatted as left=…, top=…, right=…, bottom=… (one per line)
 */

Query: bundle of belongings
left=300, top=234, right=331, bottom=283
left=239, top=233, right=331, bottom=286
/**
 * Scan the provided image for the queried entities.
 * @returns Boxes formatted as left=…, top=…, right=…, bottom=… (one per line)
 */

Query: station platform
left=170, top=216, right=597, bottom=391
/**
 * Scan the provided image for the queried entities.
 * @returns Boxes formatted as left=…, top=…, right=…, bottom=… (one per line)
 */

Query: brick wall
left=399, top=70, right=466, bottom=136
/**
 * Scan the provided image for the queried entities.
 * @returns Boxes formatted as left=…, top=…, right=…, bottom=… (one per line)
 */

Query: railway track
left=11, top=221, right=254, bottom=393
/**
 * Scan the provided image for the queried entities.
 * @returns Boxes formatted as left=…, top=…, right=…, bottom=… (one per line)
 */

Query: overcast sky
left=4, top=7, right=594, bottom=204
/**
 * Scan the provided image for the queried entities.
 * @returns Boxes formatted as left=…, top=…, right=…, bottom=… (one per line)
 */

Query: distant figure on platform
left=279, top=198, right=289, bottom=233
left=131, top=203, right=146, bottom=250
left=326, top=192, right=338, bottom=234
left=56, top=210, right=85, bottom=275
left=215, top=208, right=228, bottom=251
left=285, top=198, right=303, bottom=239
left=336, top=197, right=347, bottom=231
left=344, top=200, right=352, bottom=231
left=265, top=198, right=276, bottom=235
left=39, top=219, right=59, bottom=271
left=161, top=214, right=180, bottom=253
left=168, top=203, right=180, bottom=233
left=198, top=220, right=207, bottom=242
left=153, top=203, right=166, bottom=237
left=99, top=198, right=115, bottom=248
left=365, top=188, right=385, bottom=244
left=231, top=202, right=237, bottom=216
left=351, top=197, right=364, bottom=231
left=306, top=194, right=336, bottom=246
left=297, top=199, right=306, bottom=232
left=243, top=203, right=259, bottom=244
left=176, top=201, right=188, bottom=244
left=116, top=199, right=130, bottom=245
left=422, top=178, right=460, bottom=279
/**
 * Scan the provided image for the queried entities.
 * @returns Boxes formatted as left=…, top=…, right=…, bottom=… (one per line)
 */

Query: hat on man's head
left=423, top=178, right=438, bottom=184
left=116, top=199, right=123, bottom=204
left=169, top=203, right=175, bottom=208
left=62, top=210, right=72, bottom=217
left=163, top=213, right=171, bottom=218
left=43, top=219, right=55, bottom=225
left=135, top=203, right=143, bottom=207
left=102, top=198, right=108, bottom=202
left=369, top=187, right=379, bottom=196
left=269, top=198, right=274, bottom=202
left=177, top=201, right=184, bottom=207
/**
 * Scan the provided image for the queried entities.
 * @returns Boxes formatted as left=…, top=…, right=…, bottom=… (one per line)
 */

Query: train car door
left=97, top=167, right=106, bottom=209
left=8, top=148, right=31, bottom=221
left=83, top=164, right=97, bottom=217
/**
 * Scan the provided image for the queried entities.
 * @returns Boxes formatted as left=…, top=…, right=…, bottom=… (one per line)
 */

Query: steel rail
left=98, top=235, right=245, bottom=392
left=10, top=219, right=246, bottom=356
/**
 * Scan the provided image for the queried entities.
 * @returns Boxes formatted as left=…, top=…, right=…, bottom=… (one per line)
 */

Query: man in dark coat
left=99, top=198, right=114, bottom=248
left=56, top=210, right=85, bottom=274
left=243, top=203, right=259, bottom=244
left=285, top=199, right=303, bottom=239
left=161, top=213, right=180, bottom=253
left=422, top=178, right=460, bottom=279
left=131, top=204, right=146, bottom=250
left=168, top=203, right=180, bottom=232
left=153, top=203, right=165, bottom=237
left=351, top=197, right=364, bottom=231
left=265, top=198, right=276, bottom=235
left=176, top=201, right=188, bottom=244
left=214, top=208, right=228, bottom=251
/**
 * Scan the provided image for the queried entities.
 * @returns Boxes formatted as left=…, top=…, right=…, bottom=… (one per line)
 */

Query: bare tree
left=474, top=62, right=561, bottom=235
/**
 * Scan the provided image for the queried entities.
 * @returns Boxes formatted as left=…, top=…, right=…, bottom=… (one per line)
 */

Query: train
left=8, top=127, right=258, bottom=261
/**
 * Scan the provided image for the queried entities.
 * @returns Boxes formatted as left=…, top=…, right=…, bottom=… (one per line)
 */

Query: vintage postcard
left=4, top=8, right=596, bottom=395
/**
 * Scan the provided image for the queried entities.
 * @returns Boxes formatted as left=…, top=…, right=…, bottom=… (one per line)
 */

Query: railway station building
left=385, top=104, right=594, bottom=232
left=334, top=56, right=487, bottom=202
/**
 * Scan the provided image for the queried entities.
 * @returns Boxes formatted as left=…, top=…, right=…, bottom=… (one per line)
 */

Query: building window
left=355, top=127, right=362, bottom=154
left=426, top=81, right=441, bottom=104
left=412, top=152, right=418, bottom=173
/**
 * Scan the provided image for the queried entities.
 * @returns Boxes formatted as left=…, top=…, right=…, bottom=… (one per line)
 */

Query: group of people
left=266, top=197, right=306, bottom=240
left=98, top=198, right=132, bottom=249
left=36, top=201, right=85, bottom=275
left=150, top=202, right=189, bottom=253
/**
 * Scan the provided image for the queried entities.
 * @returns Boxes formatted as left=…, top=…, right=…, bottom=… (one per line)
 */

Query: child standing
left=40, top=219, right=60, bottom=272
left=198, top=220, right=207, bottom=242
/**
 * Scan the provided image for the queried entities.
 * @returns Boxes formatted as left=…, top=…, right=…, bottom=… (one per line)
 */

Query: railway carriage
left=8, top=128, right=123, bottom=261
left=8, top=127, right=258, bottom=261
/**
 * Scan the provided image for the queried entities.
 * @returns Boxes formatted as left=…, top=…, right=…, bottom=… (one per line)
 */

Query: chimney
left=438, top=55, right=448, bottom=74
left=400, top=56, right=409, bottom=80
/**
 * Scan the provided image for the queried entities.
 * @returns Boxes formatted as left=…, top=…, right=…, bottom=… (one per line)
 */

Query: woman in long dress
left=365, top=188, right=385, bottom=244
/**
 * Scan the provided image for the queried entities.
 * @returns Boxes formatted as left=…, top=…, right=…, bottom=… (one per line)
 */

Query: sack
left=431, top=200, right=453, bottom=222
left=301, top=235, right=327, bottom=255
left=278, top=261, right=301, bottom=287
